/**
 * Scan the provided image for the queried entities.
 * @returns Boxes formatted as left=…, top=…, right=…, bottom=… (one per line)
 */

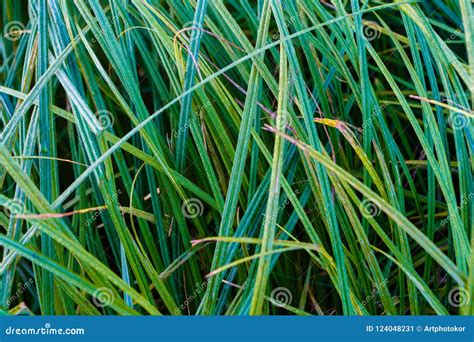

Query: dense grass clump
left=0, top=0, right=473, bottom=315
